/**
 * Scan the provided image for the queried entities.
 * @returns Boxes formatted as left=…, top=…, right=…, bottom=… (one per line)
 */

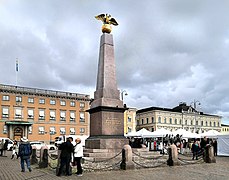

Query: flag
left=16, top=59, right=19, bottom=72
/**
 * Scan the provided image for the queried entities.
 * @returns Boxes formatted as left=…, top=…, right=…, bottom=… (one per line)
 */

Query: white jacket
left=74, top=143, right=83, bottom=157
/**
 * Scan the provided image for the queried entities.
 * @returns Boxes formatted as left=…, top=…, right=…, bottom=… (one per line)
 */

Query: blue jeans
left=20, top=158, right=31, bottom=170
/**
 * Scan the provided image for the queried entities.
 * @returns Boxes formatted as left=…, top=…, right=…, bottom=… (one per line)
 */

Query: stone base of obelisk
left=85, top=135, right=129, bottom=149
left=85, top=106, right=129, bottom=150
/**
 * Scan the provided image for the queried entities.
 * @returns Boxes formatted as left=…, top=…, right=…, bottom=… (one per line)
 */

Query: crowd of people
left=0, top=136, right=84, bottom=176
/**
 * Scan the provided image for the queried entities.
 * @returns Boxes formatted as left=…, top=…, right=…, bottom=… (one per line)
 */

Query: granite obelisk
left=85, top=14, right=128, bottom=149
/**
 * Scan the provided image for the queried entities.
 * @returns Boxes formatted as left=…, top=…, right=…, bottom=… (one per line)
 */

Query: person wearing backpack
left=18, top=137, right=32, bottom=172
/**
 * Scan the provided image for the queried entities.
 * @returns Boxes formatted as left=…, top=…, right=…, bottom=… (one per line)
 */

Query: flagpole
left=16, top=58, right=18, bottom=86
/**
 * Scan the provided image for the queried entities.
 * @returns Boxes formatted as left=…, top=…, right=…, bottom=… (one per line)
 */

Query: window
left=28, top=109, right=34, bottom=119
left=80, top=128, right=85, bottom=133
left=2, top=95, right=9, bottom=101
left=29, top=126, right=32, bottom=134
left=70, top=101, right=75, bottom=107
left=206, top=121, right=208, bottom=126
left=39, top=109, right=45, bottom=120
left=15, top=109, right=22, bottom=119
left=190, top=120, right=193, bottom=125
left=137, top=120, right=140, bottom=125
left=70, top=111, right=76, bottom=122
left=50, top=99, right=56, bottom=105
left=185, top=120, right=187, bottom=125
left=60, top=127, right=66, bottom=135
left=3, top=125, right=7, bottom=134
left=169, top=118, right=172, bottom=124
left=210, top=122, right=212, bottom=127
left=201, top=121, right=203, bottom=126
left=180, top=119, right=182, bottom=125
left=146, top=118, right=149, bottom=124
left=70, top=128, right=75, bottom=135
left=80, top=112, right=85, bottom=122
left=50, top=110, right=56, bottom=120
left=175, top=119, right=177, bottom=124
left=128, top=117, right=131, bottom=123
left=60, top=100, right=66, bottom=106
left=16, top=96, right=22, bottom=102
left=39, top=98, right=45, bottom=104
left=80, top=102, right=85, bottom=108
left=2, top=107, right=9, bottom=118
left=128, top=127, right=132, bottom=133
left=164, top=118, right=167, bottom=124
left=38, top=127, right=45, bottom=134
left=60, top=111, right=66, bottom=121
left=151, top=127, right=154, bottom=132
left=141, top=119, right=144, bottom=124
left=28, top=97, right=34, bottom=103
left=214, top=122, right=216, bottom=127
left=158, top=117, right=161, bottom=123
left=151, top=117, right=154, bottom=123
left=50, top=127, right=56, bottom=135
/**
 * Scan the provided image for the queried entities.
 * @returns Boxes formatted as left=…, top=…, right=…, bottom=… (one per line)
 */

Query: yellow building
left=0, top=84, right=90, bottom=144
left=221, top=124, right=229, bottom=134
left=124, top=108, right=137, bottom=134
left=136, top=102, right=221, bottom=133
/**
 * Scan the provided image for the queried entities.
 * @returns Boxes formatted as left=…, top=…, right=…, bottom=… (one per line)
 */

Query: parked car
left=0, top=138, right=14, bottom=151
left=30, top=141, right=45, bottom=150
left=30, top=141, right=57, bottom=150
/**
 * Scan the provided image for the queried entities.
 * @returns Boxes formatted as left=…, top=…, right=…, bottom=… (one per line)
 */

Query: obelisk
left=85, top=14, right=128, bottom=149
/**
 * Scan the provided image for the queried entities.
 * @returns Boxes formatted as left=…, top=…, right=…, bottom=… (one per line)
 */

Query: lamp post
left=121, top=90, right=128, bottom=134
left=191, top=100, right=201, bottom=133
left=121, top=90, right=128, bottom=101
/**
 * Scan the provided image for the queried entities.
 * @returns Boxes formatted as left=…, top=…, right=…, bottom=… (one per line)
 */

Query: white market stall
left=200, top=130, right=221, bottom=138
left=217, top=134, right=229, bottom=156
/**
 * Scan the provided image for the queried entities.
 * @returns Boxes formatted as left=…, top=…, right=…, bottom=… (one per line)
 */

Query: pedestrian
left=0, top=139, right=4, bottom=156
left=11, top=140, right=19, bottom=159
left=213, top=139, right=217, bottom=156
left=18, top=137, right=32, bottom=172
left=73, top=138, right=83, bottom=176
left=57, top=137, right=74, bottom=176
left=191, top=139, right=199, bottom=160
left=3, top=139, right=9, bottom=156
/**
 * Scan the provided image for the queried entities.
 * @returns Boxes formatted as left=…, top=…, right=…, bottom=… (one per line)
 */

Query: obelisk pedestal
left=85, top=33, right=128, bottom=150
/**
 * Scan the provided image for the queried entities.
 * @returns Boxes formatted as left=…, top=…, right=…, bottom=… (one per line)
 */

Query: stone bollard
left=55, top=150, right=61, bottom=175
left=167, top=147, right=173, bottom=166
left=205, top=145, right=216, bottom=163
left=31, top=148, right=38, bottom=165
left=167, top=143, right=179, bottom=166
left=39, top=146, right=48, bottom=168
left=120, top=145, right=135, bottom=170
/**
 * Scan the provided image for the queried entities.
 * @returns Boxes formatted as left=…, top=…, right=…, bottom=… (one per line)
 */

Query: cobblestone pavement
left=0, top=151, right=228, bottom=180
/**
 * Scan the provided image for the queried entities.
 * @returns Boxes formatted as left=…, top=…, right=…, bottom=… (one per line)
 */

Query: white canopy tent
left=217, top=134, right=229, bottom=156
left=125, top=128, right=153, bottom=137
left=200, top=130, right=221, bottom=138
left=172, top=129, right=201, bottom=139
left=142, top=128, right=172, bottom=138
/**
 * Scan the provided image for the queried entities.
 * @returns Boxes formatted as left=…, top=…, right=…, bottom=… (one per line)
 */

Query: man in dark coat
left=18, top=137, right=32, bottom=172
left=57, top=137, right=74, bottom=176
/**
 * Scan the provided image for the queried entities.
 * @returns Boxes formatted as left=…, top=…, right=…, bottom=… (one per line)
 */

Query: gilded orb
left=102, top=24, right=112, bottom=33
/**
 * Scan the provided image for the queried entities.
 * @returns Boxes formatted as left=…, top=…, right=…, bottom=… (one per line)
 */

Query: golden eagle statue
left=95, top=14, right=118, bottom=33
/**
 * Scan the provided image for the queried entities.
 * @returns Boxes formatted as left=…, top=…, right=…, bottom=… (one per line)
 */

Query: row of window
left=2, top=95, right=85, bottom=107
left=2, top=126, right=85, bottom=135
left=138, top=117, right=220, bottom=127
left=2, top=107, right=85, bottom=122
left=222, top=128, right=229, bottom=132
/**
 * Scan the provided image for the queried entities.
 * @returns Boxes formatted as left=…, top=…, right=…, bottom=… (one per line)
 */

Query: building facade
left=136, top=102, right=221, bottom=133
left=221, top=124, right=229, bottom=134
left=0, top=84, right=90, bottom=144
left=124, top=108, right=137, bottom=134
